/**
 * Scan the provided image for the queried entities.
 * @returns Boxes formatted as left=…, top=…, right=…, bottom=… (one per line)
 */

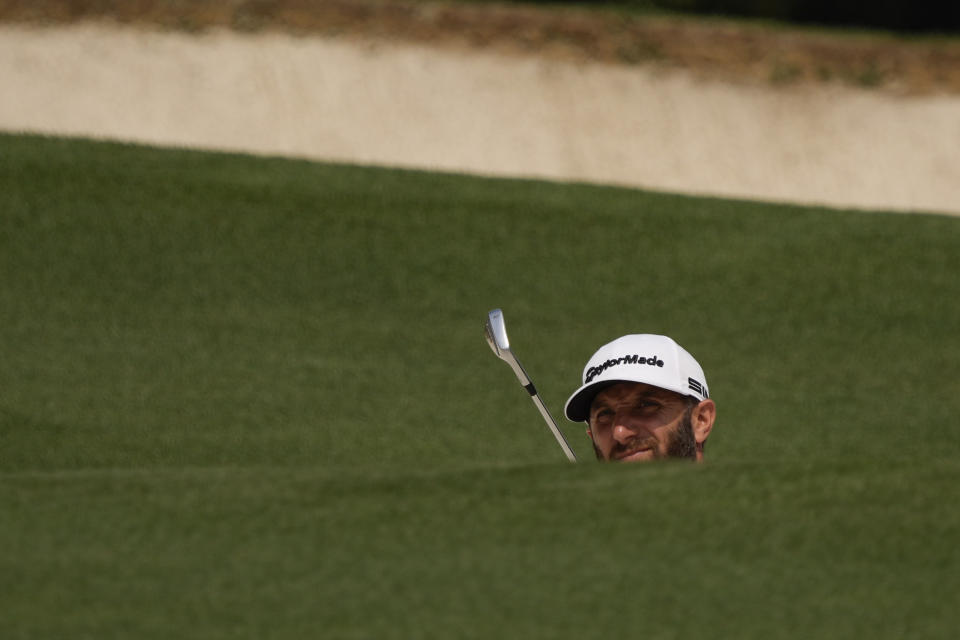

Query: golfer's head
left=564, top=334, right=716, bottom=462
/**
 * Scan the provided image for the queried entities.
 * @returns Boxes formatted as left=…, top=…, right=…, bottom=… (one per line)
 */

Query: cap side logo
left=688, top=377, right=708, bottom=398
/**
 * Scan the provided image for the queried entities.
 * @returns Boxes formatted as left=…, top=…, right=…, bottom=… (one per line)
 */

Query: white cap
left=564, top=334, right=709, bottom=422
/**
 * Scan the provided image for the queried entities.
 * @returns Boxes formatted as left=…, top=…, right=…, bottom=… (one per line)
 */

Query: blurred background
left=2, top=0, right=959, bottom=214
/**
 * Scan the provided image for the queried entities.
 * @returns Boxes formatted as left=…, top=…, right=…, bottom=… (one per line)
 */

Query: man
left=564, top=334, right=716, bottom=462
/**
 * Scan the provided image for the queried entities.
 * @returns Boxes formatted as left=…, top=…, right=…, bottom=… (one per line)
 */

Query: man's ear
left=692, top=399, right=716, bottom=445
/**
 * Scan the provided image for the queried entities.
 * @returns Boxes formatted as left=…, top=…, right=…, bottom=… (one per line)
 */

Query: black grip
left=524, top=383, right=537, bottom=396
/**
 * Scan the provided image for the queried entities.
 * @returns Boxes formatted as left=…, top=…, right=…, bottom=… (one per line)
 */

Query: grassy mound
left=2, top=134, right=958, bottom=638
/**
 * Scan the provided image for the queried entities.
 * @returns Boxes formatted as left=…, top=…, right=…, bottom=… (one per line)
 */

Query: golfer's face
left=587, top=382, right=690, bottom=462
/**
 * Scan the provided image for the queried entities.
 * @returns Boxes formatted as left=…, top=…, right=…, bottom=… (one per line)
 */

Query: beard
left=663, top=405, right=697, bottom=460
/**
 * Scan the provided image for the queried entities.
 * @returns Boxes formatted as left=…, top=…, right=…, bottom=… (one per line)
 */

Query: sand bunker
left=1, top=23, right=958, bottom=215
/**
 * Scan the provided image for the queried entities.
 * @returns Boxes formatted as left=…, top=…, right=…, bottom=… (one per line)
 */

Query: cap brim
left=563, top=380, right=624, bottom=423
left=564, top=379, right=702, bottom=422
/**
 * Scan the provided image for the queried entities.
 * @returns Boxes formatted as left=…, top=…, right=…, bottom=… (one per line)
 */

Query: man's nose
left=612, top=419, right=641, bottom=444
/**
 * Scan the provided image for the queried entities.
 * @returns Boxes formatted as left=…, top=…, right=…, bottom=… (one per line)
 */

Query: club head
left=485, top=308, right=510, bottom=359
left=485, top=308, right=530, bottom=386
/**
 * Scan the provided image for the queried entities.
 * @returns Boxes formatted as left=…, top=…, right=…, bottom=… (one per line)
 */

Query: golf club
left=485, top=308, right=577, bottom=462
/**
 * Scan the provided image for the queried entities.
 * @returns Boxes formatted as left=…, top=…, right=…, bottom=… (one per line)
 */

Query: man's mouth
left=612, top=438, right=658, bottom=462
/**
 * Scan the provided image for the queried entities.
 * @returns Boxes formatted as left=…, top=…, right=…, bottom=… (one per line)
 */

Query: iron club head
left=485, top=308, right=510, bottom=358
left=485, top=308, right=531, bottom=387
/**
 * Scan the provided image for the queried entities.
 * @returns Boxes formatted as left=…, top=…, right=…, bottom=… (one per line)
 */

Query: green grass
left=2, top=133, right=959, bottom=638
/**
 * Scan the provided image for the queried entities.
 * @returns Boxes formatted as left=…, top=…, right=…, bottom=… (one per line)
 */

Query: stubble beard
left=664, top=405, right=697, bottom=460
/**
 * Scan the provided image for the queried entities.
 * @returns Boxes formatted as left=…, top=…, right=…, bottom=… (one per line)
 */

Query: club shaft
left=510, top=355, right=577, bottom=462
left=529, top=391, right=578, bottom=462
left=486, top=308, right=576, bottom=463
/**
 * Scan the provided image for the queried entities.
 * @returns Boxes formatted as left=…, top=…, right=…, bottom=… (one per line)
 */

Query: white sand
left=2, top=23, right=958, bottom=215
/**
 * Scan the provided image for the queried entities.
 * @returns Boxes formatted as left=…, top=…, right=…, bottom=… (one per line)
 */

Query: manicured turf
left=2, top=133, right=958, bottom=638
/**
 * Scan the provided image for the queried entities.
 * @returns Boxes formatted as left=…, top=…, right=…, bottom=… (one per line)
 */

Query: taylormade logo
left=585, top=354, right=664, bottom=383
